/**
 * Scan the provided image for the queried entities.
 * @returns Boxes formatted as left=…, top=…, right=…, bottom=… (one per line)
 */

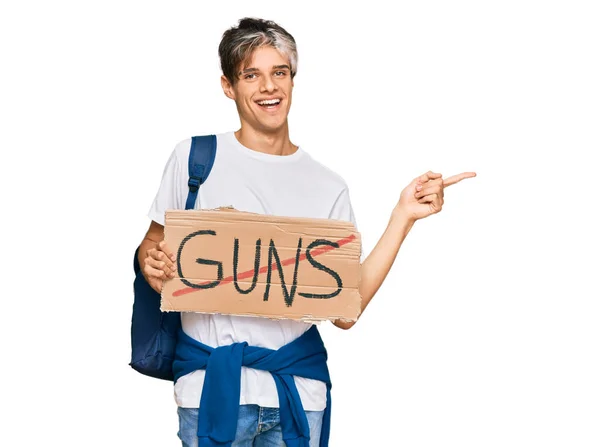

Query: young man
left=139, top=17, right=475, bottom=447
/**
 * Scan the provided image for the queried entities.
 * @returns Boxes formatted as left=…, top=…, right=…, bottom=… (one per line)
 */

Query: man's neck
left=235, top=126, right=298, bottom=156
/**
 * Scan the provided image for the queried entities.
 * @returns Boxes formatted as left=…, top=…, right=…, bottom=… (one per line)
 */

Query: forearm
left=334, top=207, right=415, bottom=329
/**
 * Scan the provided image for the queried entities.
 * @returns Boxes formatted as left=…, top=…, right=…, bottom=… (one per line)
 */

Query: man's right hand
left=143, top=240, right=177, bottom=294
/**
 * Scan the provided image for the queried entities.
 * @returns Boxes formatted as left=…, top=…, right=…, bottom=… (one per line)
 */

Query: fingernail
left=416, top=185, right=422, bottom=191
left=171, top=255, right=176, bottom=261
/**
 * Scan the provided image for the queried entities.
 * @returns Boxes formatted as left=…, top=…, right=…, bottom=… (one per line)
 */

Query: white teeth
left=257, top=99, right=281, bottom=105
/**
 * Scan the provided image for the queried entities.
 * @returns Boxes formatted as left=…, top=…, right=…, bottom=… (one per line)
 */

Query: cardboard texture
left=161, top=207, right=362, bottom=322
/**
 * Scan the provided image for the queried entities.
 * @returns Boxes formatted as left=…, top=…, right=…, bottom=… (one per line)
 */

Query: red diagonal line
left=172, top=233, right=356, bottom=297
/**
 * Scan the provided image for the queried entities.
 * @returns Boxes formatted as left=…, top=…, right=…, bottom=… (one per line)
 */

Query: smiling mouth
left=255, top=98, right=282, bottom=109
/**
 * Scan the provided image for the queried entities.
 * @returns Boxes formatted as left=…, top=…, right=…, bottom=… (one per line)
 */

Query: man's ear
left=221, top=75, right=235, bottom=100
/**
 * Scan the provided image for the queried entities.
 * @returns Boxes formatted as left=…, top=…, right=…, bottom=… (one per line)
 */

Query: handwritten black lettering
left=177, top=230, right=223, bottom=289
left=233, top=238, right=261, bottom=294
left=263, top=238, right=303, bottom=307
left=299, top=239, right=343, bottom=299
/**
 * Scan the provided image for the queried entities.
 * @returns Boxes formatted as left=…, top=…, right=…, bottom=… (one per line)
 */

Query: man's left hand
left=396, top=170, right=477, bottom=222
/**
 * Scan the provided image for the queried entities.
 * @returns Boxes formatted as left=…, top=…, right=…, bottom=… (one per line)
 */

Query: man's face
left=222, top=46, right=294, bottom=134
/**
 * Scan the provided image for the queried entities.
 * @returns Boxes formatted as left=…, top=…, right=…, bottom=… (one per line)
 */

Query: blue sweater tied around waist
left=173, top=325, right=332, bottom=447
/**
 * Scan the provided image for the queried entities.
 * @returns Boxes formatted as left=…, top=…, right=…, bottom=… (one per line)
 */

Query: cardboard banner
left=161, top=207, right=362, bottom=322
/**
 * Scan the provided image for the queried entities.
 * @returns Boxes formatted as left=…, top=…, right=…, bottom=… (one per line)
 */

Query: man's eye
left=275, top=71, right=286, bottom=76
left=245, top=73, right=256, bottom=79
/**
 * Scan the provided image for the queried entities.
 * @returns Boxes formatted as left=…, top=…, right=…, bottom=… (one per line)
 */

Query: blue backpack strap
left=185, top=135, right=217, bottom=210
left=129, top=134, right=217, bottom=382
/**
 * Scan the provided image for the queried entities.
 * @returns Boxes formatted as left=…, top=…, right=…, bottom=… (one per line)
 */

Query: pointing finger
left=443, top=172, right=477, bottom=188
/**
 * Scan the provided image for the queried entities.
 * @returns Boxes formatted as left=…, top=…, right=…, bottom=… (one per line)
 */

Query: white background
left=1, top=1, right=599, bottom=446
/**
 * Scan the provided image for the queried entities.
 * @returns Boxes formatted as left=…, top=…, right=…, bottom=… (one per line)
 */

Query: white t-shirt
left=148, top=131, right=359, bottom=411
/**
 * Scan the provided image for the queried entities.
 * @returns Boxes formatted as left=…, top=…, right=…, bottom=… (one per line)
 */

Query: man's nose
left=260, top=76, right=278, bottom=93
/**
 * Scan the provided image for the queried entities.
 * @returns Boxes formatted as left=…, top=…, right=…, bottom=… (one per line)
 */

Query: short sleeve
left=147, top=141, right=188, bottom=226
left=329, top=187, right=357, bottom=225
left=329, top=187, right=364, bottom=262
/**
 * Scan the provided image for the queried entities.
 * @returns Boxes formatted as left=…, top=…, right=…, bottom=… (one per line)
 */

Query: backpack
left=130, top=135, right=217, bottom=380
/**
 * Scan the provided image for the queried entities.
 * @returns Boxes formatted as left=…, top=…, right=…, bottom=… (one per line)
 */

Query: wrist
left=391, top=205, right=416, bottom=229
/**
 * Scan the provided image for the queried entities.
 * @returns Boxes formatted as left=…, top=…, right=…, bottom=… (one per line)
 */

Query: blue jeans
left=177, top=404, right=324, bottom=447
